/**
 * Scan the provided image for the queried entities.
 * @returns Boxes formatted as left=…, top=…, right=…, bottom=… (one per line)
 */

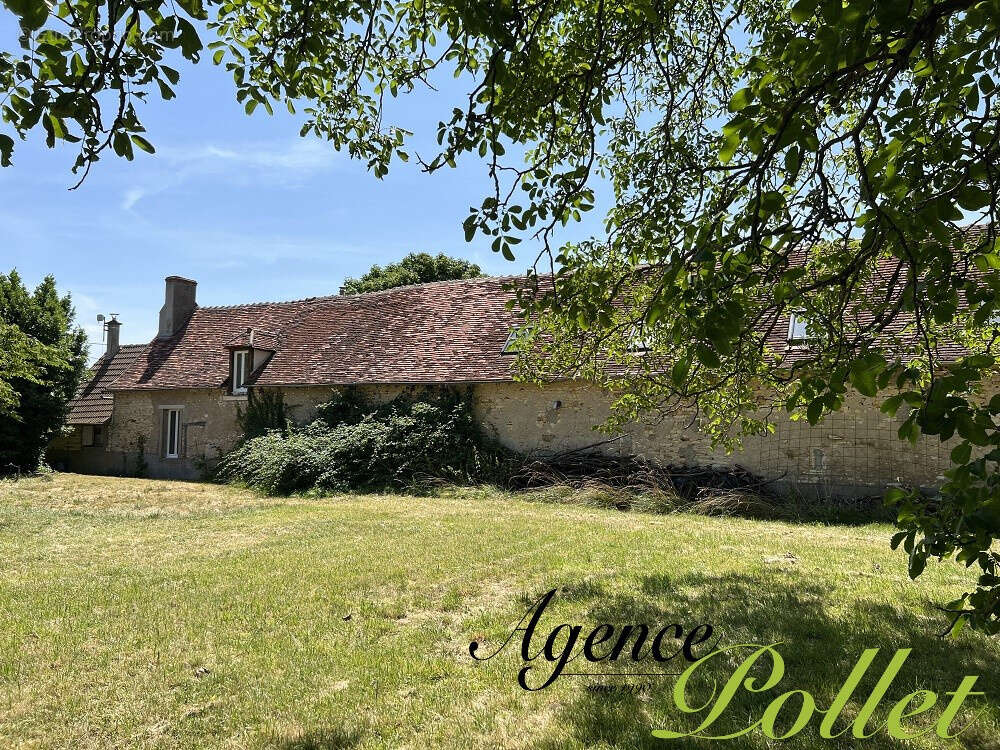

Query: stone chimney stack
left=157, top=276, right=197, bottom=338
left=105, top=316, right=121, bottom=357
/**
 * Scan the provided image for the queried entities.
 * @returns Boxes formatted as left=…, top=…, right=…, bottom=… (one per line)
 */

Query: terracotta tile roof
left=111, top=276, right=527, bottom=391
left=109, top=255, right=980, bottom=395
left=762, top=254, right=973, bottom=366
left=66, top=344, right=149, bottom=424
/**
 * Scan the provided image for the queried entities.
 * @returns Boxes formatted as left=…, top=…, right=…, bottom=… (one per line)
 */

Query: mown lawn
left=0, top=474, right=998, bottom=750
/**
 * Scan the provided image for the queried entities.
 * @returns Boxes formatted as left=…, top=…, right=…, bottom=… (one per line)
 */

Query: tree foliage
left=340, top=252, right=483, bottom=294
left=4, top=0, right=1000, bottom=630
left=0, top=271, right=87, bottom=474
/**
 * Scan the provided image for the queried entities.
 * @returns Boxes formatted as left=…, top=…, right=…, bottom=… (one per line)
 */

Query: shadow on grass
left=270, top=726, right=364, bottom=750
left=509, top=484, right=896, bottom=528
left=536, top=571, right=999, bottom=750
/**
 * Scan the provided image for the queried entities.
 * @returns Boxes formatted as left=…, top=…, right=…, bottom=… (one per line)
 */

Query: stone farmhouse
left=50, top=274, right=959, bottom=493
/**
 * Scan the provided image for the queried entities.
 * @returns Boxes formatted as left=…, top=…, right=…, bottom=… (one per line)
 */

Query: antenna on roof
left=97, top=314, right=105, bottom=342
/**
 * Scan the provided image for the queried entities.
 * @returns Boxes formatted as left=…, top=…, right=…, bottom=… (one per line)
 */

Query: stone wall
left=473, top=381, right=957, bottom=493
left=92, top=380, right=960, bottom=491
left=109, top=388, right=247, bottom=479
left=48, top=425, right=130, bottom=475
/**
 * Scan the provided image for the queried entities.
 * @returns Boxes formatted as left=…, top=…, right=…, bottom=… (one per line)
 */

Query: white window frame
left=164, top=407, right=181, bottom=459
left=787, top=311, right=809, bottom=345
left=502, top=329, right=522, bottom=354
left=629, top=324, right=653, bottom=353
left=232, top=349, right=249, bottom=395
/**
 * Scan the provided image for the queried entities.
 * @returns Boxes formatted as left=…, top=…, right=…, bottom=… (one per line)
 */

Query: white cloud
left=70, top=291, right=107, bottom=363
left=160, top=138, right=340, bottom=175
left=121, top=188, right=146, bottom=210
left=120, top=138, right=341, bottom=211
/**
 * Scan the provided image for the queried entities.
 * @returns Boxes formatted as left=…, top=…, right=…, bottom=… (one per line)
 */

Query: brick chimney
left=105, top=316, right=121, bottom=357
left=157, top=276, right=197, bottom=338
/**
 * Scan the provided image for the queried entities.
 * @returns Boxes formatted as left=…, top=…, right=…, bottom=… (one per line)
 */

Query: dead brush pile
left=508, top=447, right=788, bottom=519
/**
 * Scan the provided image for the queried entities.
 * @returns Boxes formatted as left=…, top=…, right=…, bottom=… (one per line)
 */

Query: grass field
left=1, top=474, right=998, bottom=749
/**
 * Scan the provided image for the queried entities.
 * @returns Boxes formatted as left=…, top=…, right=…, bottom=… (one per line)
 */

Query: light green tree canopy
left=340, top=252, right=483, bottom=294
left=3, top=0, right=1000, bottom=631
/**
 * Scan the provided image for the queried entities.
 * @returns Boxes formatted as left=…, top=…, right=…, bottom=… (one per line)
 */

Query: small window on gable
left=232, top=349, right=249, bottom=395
left=787, top=311, right=809, bottom=345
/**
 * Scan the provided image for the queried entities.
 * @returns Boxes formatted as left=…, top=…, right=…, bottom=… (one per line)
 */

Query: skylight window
left=502, top=328, right=526, bottom=354
left=787, top=312, right=809, bottom=345
left=629, top=325, right=653, bottom=353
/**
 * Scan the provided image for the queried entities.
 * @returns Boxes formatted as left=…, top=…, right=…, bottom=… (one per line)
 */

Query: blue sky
left=1, top=19, right=608, bottom=359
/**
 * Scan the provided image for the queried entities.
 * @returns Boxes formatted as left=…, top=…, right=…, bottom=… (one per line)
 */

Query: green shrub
left=236, top=388, right=290, bottom=439
left=215, top=387, right=519, bottom=494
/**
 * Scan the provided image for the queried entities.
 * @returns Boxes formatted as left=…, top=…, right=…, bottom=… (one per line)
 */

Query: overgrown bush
left=215, top=387, right=518, bottom=494
left=237, top=389, right=290, bottom=439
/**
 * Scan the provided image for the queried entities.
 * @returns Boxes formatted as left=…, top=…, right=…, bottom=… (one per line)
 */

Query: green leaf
left=728, top=87, right=753, bottom=113
left=6, top=0, right=49, bottom=30
left=958, top=185, right=990, bottom=211
left=670, top=358, right=691, bottom=386
left=176, top=0, right=206, bottom=19
left=112, top=131, right=133, bottom=160
left=950, top=441, right=972, bottom=465
left=695, top=344, right=720, bottom=368
left=719, top=131, right=740, bottom=164
left=130, top=135, right=155, bottom=154
left=790, top=0, right=817, bottom=23
left=0, top=134, right=13, bottom=167
left=806, top=397, right=824, bottom=425
left=850, top=366, right=877, bottom=397
left=175, top=17, right=203, bottom=59
left=784, top=147, right=800, bottom=178
left=156, top=79, right=175, bottom=100
left=161, top=66, right=180, bottom=85
left=880, top=394, right=904, bottom=416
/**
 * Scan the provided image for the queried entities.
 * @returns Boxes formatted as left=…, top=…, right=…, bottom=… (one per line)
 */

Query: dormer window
left=787, top=311, right=809, bottom=346
left=231, top=349, right=250, bottom=395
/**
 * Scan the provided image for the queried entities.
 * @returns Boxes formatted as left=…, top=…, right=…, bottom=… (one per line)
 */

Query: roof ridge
left=335, top=272, right=527, bottom=299
left=194, top=272, right=531, bottom=311
left=197, top=294, right=338, bottom=311
left=90, top=342, right=149, bottom=364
